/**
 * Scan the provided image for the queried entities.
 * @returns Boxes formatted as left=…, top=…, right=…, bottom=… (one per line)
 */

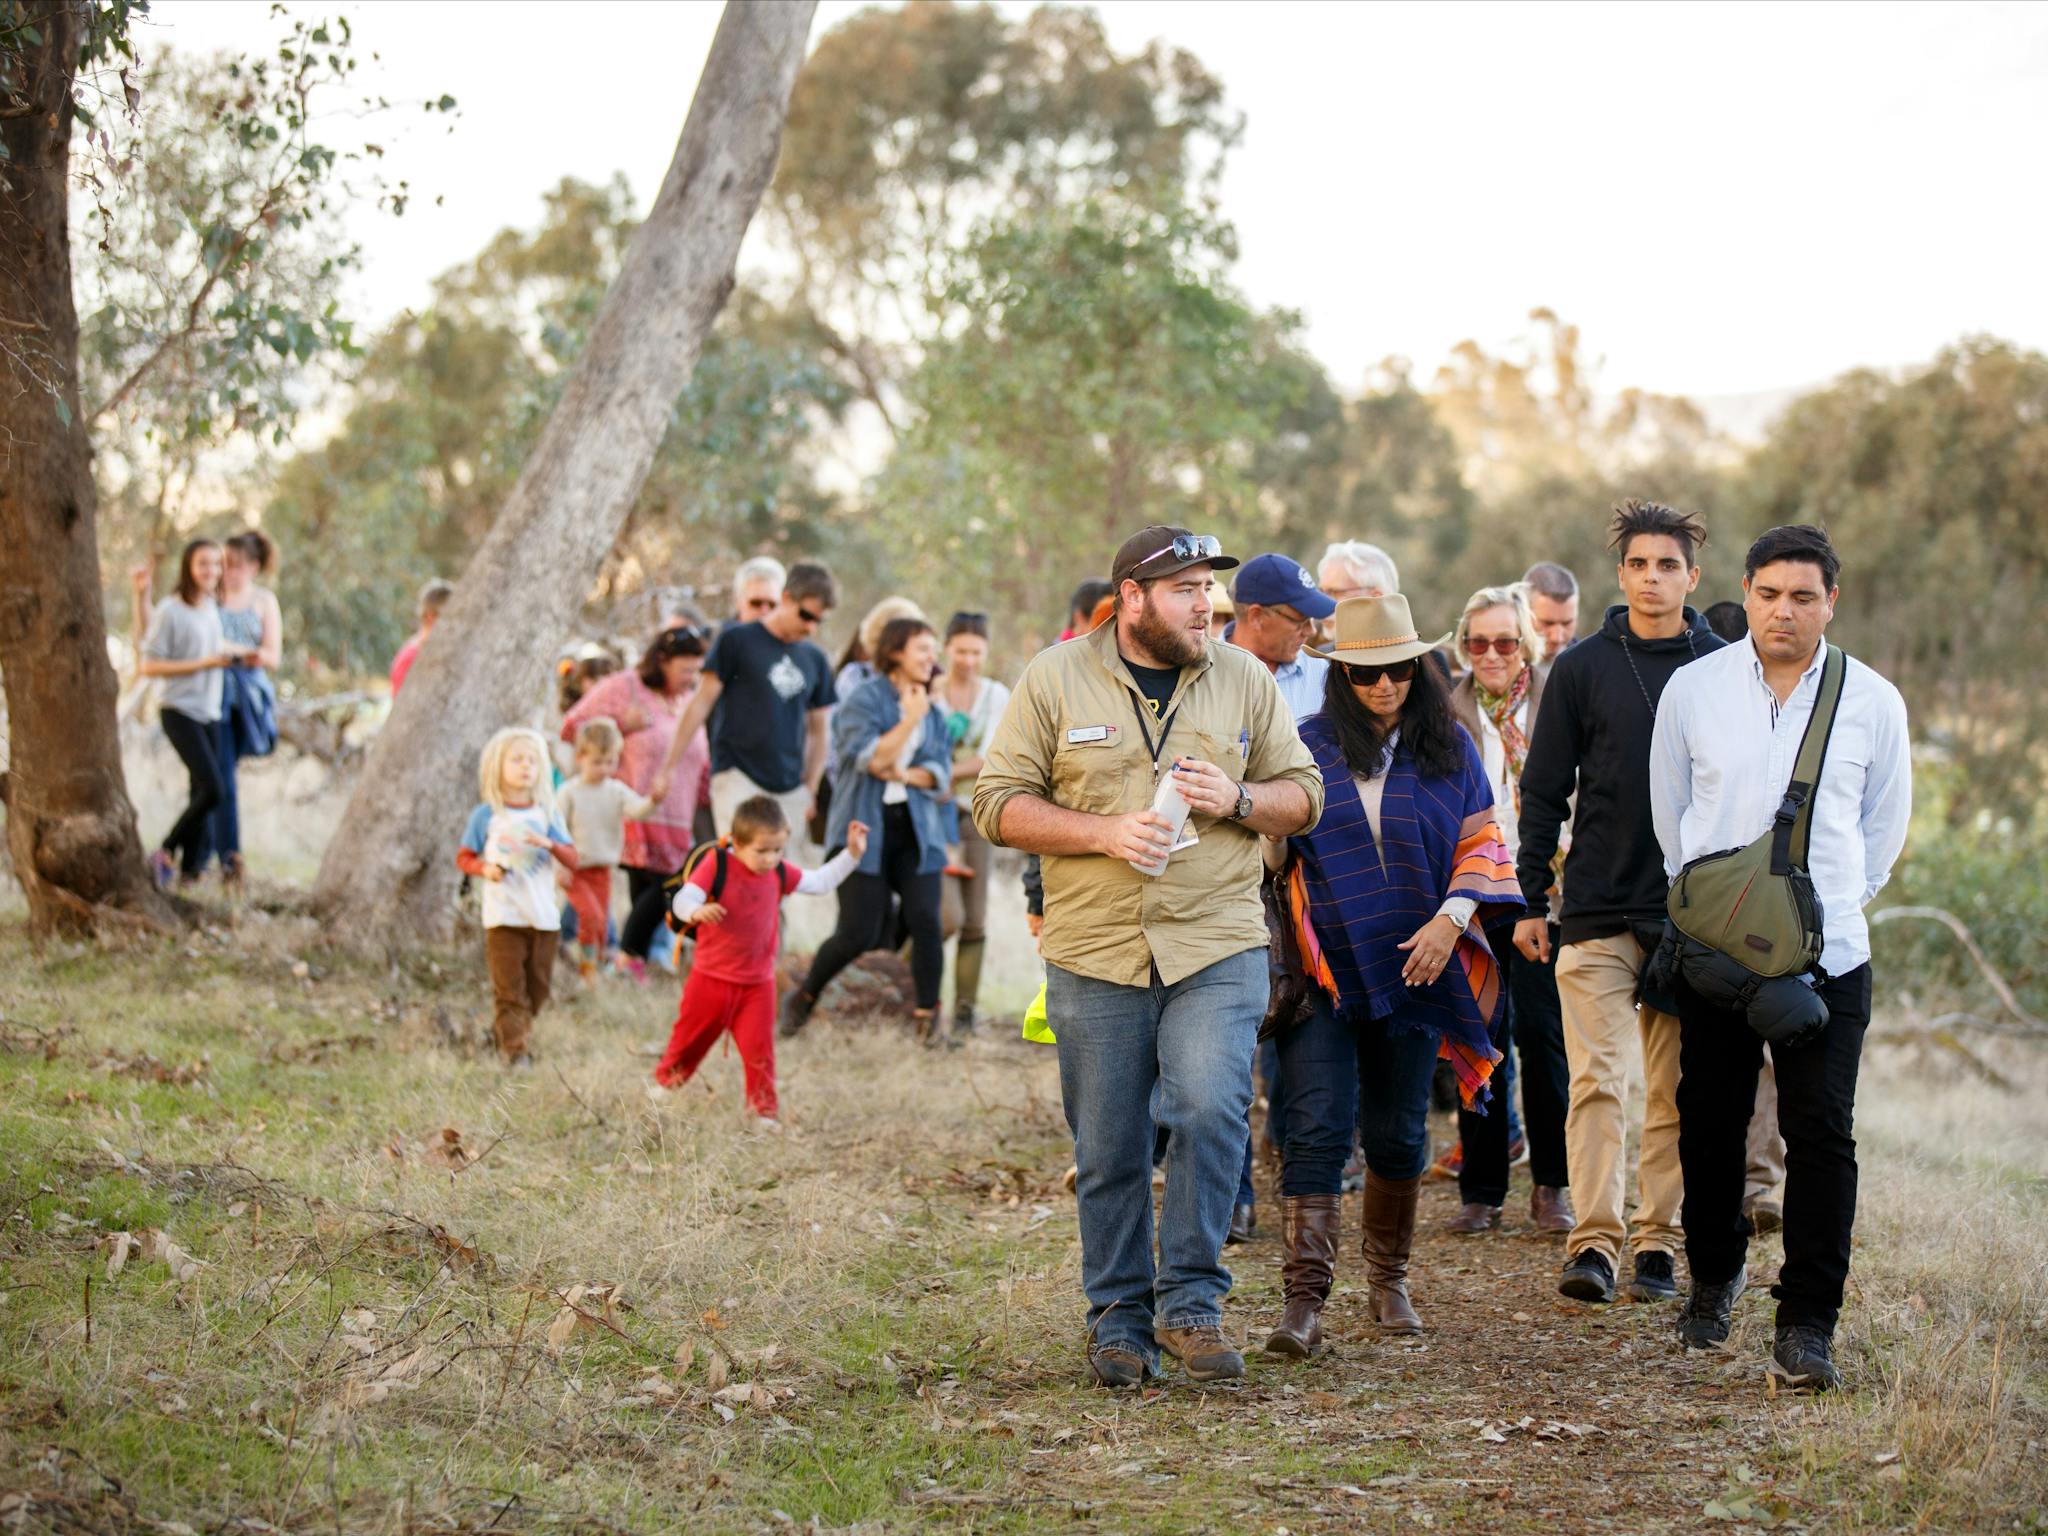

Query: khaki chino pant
left=1554, top=931, right=1684, bottom=1266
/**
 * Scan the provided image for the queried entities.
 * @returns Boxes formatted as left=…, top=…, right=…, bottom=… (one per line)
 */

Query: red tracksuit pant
left=654, top=971, right=777, bottom=1118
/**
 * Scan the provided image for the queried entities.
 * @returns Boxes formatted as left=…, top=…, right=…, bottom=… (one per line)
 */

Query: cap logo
left=1299, top=569, right=1314, bottom=587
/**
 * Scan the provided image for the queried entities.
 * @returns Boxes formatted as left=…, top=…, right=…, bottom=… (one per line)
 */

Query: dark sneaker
left=1627, top=1250, right=1679, bottom=1302
left=777, top=987, right=816, bottom=1040
left=1675, top=1268, right=1747, bottom=1349
left=952, top=1003, right=978, bottom=1036
left=149, top=849, right=177, bottom=890
left=1155, top=1323, right=1245, bottom=1382
left=1769, top=1325, right=1843, bottom=1393
left=1559, top=1248, right=1615, bottom=1303
left=1087, top=1345, right=1149, bottom=1389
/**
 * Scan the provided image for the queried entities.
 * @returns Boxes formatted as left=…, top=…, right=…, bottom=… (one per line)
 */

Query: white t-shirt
left=460, top=801, right=569, bottom=929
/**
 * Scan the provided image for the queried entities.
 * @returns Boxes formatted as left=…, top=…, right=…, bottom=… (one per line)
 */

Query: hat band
left=1331, top=632, right=1419, bottom=652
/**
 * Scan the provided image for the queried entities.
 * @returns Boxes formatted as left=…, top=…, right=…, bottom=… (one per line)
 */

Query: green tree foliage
left=1731, top=336, right=2048, bottom=820
left=264, top=178, right=848, bottom=677
left=767, top=1, right=1238, bottom=431
left=873, top=197, right=1310, bottom=638
left=79, top=14, right=451, bottom=582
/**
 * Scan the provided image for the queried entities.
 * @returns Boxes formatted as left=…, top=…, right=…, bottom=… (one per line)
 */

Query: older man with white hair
left=1317, top=540, right=1401, bottom=603
left=730, top=556, right=787, bottom=629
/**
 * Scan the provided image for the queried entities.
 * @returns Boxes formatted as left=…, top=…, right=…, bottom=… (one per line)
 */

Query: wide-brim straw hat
left=1304, top=594, right=1449, bottom=665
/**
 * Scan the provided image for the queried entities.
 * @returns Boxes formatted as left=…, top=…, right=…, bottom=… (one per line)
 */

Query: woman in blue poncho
left=1264, top=596, right=1523, bottom=1357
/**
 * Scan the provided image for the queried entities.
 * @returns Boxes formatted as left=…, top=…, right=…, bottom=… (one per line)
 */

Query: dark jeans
left=1275, top=991, right=1438, bottom=1196
left=802, top=803, right=943, bottom=1009
left=159, top=708, right=226, bottom=878
left=1677, top=964, right=1874, bottom=1334
left=1458, top=925, right=1572, bottom=1203
left=619, top=863, right=676, bottom=961
left=198, top=712, right=243, bottom=870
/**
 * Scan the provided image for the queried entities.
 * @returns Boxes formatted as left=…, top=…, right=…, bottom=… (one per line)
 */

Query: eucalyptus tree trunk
left=0, top=1, right=173, bottom=937
left=312, top=0, right=816, bottom=943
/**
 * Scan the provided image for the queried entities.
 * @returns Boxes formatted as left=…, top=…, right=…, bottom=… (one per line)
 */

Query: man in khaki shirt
left=974, top=525, right=1323, bottom=1387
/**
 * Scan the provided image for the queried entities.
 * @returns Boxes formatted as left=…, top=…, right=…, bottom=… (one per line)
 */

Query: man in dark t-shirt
left=651, top=562, right=839, bottom=838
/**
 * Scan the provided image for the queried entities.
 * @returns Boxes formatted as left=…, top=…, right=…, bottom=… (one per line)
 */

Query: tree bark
left=311, top=0, right=817, bottom=944
left=0, top=1, right=173, bottom=937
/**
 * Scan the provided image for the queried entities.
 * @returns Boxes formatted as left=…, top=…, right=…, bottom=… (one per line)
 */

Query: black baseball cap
left=1110, top=525, right=1239, bottom=588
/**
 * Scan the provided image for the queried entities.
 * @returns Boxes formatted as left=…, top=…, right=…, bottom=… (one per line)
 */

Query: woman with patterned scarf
left=1262, top=596, right=1522, bottom=1359
left=1443, top=587, right=1576, bottom=1239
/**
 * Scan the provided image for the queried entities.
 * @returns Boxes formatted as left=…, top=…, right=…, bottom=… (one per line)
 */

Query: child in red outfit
left=653, top=796, right=866, bottom=1126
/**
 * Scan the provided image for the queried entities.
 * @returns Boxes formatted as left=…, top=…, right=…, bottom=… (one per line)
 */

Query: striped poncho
left=1288, top=713, right=1524, bottom=1108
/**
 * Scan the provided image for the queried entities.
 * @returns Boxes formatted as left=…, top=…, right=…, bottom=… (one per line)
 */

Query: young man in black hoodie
left=1513, top=502, right=1724, bottom=1304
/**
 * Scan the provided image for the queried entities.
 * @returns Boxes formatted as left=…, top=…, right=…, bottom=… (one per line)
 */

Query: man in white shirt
left=1649, top=525, right=1911, bottom=1392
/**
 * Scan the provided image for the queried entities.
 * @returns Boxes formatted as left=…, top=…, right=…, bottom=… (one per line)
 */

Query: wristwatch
left=1230, top=786, right=1254, bottom=822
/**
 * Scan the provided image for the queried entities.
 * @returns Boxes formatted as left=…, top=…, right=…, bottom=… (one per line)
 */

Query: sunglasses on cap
left=1132, top=533, right=1224, bottom=574
left=655, top=625, right=707, bottom=652
left=947, top=611, right=990, bottom=636
left=1340, top=659, right=1416, bottom=686
left=1464, top=636, right=1520, bottom=656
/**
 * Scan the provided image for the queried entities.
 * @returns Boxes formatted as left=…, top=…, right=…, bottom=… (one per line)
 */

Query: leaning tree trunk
left=0, top=2, right=173, bottom=937
left=312, top=0, right=817, bottom=944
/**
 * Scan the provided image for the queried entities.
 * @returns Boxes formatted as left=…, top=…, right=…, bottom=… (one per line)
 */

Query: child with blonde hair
left=653, top=796, right=867, bottom=1129
left=456, top=727, right=578, bottom=1066
left=560, top=718, right=654, bottom=980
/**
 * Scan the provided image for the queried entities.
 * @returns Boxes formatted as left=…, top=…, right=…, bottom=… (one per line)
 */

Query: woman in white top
left=1445, top=586, right=1573, bottom=1238
left=936, top=612, right=1011, bottom=1032
left=134, top=540, right=253, bottom=888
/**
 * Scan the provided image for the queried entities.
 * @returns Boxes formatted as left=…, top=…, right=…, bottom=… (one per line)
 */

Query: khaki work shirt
left=972, top=621, right=1324, bottom=987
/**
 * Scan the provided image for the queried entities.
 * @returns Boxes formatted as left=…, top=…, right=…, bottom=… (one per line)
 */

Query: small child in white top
left=559, top=718, right=655, bottom=980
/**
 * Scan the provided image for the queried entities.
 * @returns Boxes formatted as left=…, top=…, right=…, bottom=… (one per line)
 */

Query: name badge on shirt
left=1066, top=724, right=1115, bottom=744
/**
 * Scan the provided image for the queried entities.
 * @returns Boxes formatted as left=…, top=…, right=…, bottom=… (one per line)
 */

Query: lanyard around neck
left=1124, top=673, right=1182, bottom=779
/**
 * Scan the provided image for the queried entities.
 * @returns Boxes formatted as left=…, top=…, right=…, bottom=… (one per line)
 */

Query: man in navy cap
left=1228, top=554, right=1337, bottom=720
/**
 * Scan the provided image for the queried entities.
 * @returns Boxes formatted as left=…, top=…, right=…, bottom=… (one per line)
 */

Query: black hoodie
left=1515, top=603, right=1725, bottom=945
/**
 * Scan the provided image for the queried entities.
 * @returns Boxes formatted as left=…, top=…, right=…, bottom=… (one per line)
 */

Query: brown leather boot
left=1530, top=1184, right=1576, bottom=1234
left=1264, top=1194, right=1340, bottom=1359
left=1361, top=1171, right=1424, bottom=1334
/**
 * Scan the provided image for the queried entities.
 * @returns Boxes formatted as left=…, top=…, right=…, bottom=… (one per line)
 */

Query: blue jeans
left=1049, top=948, right=1264, bottom=1366
left=1275, top=992, right=1439, bottom=1195
left=199, top=712, right=242, bottom=871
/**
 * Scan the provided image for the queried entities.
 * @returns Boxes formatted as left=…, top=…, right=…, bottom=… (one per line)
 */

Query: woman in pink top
left=561, top=622, right=710, bottom=969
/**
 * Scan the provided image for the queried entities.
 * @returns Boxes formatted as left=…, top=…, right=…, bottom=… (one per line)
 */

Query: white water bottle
left=1129, top=770, right=1191, bottom=877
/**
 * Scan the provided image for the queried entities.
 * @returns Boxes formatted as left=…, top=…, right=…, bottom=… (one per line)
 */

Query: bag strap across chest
left=1770, top=644, right=1846, bottom=876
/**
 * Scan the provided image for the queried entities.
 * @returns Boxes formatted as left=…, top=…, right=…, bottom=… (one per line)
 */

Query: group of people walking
left=135, top=499, right=1911, bottom=1405
left=972, top=506, right=1909, bottom=1397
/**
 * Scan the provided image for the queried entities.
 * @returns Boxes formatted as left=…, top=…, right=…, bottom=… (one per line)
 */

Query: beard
left=1130, top=590, right=1207, bottom=668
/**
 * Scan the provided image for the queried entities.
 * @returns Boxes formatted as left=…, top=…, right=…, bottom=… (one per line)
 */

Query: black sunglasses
left=1340, top=658, right=1416, bottom=686
left=796, top=605, right=827, bottom=626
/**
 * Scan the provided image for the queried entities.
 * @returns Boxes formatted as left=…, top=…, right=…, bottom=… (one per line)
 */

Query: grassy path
left=0, top=910, right=2041, bottom=1533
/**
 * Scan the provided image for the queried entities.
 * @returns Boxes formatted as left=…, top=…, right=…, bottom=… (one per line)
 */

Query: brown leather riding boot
left=1264, top=1194, right=1341, bottom=1359
left=1361, top=1171, right=1424, bottom=1334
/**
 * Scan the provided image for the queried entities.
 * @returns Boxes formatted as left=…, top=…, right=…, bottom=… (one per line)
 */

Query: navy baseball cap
left=1233, top=553, right=1336, bottom=619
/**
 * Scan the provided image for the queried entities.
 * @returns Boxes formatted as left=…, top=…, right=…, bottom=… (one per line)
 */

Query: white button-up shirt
left=1649, top=635, right=1912, bottom=978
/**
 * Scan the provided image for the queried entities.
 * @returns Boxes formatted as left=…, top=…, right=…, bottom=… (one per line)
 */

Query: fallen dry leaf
left=706, top=1352, right=729, bottom=1392
left=545, top=1308, right=580, bottom=1353
left=135, top=1228, right=207, bottom=1283
left=674, top=1339, right=695, bottom=1376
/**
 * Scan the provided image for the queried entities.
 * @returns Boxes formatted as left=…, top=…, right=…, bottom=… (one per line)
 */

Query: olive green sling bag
left=1665, top=645, right=1845, bottom=982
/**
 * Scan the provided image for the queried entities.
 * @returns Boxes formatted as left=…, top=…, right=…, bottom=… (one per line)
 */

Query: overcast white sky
left=149, top=0, right=2048, bottom=407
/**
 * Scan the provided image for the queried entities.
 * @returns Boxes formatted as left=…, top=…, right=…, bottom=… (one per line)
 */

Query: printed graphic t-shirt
left=460, top=802, right=569, bottom=930
left=704, top=621, right=835, bottom=794
left=683, top=855, right=802, bottom=984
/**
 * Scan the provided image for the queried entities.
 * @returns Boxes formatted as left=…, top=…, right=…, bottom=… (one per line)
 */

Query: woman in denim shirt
left=782, top=617, right=955, bottom=1042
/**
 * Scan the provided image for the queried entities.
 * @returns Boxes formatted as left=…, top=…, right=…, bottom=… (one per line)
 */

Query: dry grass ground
left=0, top=887, right=2042, bottom=1535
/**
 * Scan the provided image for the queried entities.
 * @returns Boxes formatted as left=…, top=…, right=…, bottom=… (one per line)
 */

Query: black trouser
left=801, top=803, right=943, bottom=1010
left=1460, top=923, right=1572, bottom=1204
left=619, top=864, right=674, bottom=961
left=1676, top=964, right=1873, bottom=1334
left=159, top=708, right=226, bottom=878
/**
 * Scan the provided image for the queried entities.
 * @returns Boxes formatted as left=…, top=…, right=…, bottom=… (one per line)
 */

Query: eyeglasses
left=1464, top=636, right=1520, bottom=656
left=796, top=605, right=826, bottom=626
left=743, top=597, right=777, bottom=613
left=1132, top=533, right=1224, bottom=574
left=1340, top=659, right=1416, bottom=686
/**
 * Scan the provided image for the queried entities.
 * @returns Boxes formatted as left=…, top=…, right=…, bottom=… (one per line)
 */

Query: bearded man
left=973, top=525, right=1323, bottom=1387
